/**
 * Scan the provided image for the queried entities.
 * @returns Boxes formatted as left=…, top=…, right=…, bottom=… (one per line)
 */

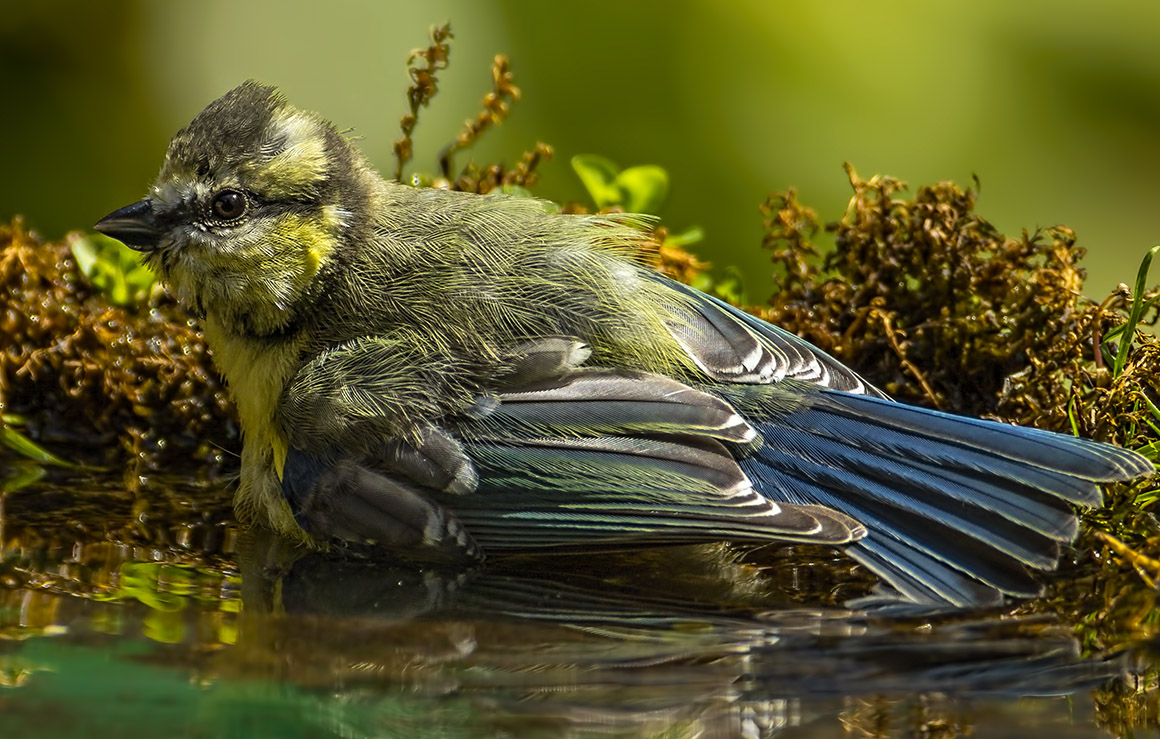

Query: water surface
left=1, top=471, right=1151, bottom=737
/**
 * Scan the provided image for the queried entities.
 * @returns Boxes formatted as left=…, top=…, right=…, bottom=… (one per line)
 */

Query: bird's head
left=96, top=81, right=370, bottom=336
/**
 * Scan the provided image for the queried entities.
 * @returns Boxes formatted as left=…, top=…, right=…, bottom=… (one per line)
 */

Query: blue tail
left=722, top=385, right=1153, bottom=605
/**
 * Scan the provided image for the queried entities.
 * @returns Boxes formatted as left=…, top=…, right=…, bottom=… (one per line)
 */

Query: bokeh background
left=3, top=0, right=1158, bottom=299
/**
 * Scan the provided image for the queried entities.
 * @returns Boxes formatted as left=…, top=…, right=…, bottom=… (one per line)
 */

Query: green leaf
left=1, top=423, right=70, bottom=467
left=1111, top=244, right=1160, bottom=378
left=571, top=155, right=673, bottom=215
left=1, top=462, right=45, bottom=492
left=687, top=267, right=747, bottom=306
left=1141, top=392, right=1160, bottom=424
left=118, top=563, right=191, bottom=612
left=690, top=274, right=715, bottom=294
left=1066, top=396, right=1081, bottom=437
left=571, top=154, right=623, bottom=209
left=1133, top=440, right=1160, bottom=461
left=70, top=233, right=156, bottom=307
left=497, top=184, right=536, bottom=199
left=70, top=233, right=99, bottom=275
left=710, top=266, right=747, bottom=306
left=666, top=226, right=705, bottom=247
left=616, top=165, right=669, bottom=214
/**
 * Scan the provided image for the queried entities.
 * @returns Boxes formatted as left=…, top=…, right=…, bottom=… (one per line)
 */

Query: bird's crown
left=158, top=80, right=356, bottom=209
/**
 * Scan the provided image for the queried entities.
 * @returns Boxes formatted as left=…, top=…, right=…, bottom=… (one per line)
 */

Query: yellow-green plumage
left=95, top=81, right=1153, bottom=607
left=138, top=83, right=707, bottom=528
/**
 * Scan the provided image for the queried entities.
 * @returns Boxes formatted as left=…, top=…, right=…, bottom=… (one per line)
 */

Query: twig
left=873, top=306, right=941, bottom=408
left=439, top=54, right=520, bottom=180
left=1095, top=531, right=1160, bottom=589
left=393, top=24, right=453, bottom=182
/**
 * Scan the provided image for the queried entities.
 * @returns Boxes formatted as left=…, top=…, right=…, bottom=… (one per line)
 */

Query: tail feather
left=744, top=446, right=1064, bottom=570
left=743, top=453, right=1048, bottom=599
left=729, top=386, right=1152, bottom=606
left=770, top=397, right=1106, bottom=505
left=803, top=392, right=1150, bottom=487
left=752, top=426, right=1078, bottom=548
left=849, top=536, right=1028, bottom=606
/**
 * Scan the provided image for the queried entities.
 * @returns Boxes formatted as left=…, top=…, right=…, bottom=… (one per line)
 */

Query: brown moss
left=753, top=163, right=1158, bottom=466
left=758, top=165, right=1096, bottom=419
left=0, top=219, right=235, bottom=471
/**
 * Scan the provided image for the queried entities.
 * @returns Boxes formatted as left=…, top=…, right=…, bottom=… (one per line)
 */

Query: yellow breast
left=204, top=315, right=306, bottom=534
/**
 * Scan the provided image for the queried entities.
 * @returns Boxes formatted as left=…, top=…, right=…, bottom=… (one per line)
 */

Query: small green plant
left=1, top=413, right=69, bottom=491
left=69, top=233, right=156, bottom=307
left=570, top=154, right=711, bottom=288
left=1103, top=244, right=1160, bottom=378
left=690, top=266, right=744, bottom=306
left=497, top=184, right=537, bottom=200
left=1, top=413, right=68, bottom=467
left=571, top=154, right=670, bottom=214
left=1097, top=245, right=1160, bottom=505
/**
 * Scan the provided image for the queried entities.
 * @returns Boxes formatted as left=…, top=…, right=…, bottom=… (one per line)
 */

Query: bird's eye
left=211, top=190, right=247, bottom=221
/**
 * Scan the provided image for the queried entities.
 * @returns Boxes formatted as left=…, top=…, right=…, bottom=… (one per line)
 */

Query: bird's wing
left=644, top=270, right=886, bottom=397
left=443, top=367, right=865, bottom=549
left=277, top=336, right=864, bottom=556
left=278, top=332, right=489, bottom=453
left=276, top=333, right=489, bottom=559
left=281, top=448, right=482, bottom=561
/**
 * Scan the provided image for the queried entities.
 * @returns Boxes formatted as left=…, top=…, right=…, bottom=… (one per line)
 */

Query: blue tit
left=96, top=82, right=1153, bottom=606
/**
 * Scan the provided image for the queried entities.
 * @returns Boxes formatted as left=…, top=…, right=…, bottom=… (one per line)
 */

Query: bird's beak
left=94, top=199, right=163, bottom=252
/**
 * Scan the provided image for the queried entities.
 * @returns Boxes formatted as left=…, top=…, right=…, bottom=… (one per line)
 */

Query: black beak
left=94, top=200, right=163, bottom=252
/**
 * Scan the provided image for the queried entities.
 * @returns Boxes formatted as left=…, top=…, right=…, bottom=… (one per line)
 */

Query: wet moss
left=0, top=219, right=236, bottom=471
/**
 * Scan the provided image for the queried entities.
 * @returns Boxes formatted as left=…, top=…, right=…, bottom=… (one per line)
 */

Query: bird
left=95, top=81, right=1153, bottom=607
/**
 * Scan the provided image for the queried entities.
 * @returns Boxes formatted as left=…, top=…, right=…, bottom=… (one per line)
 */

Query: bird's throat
left=203, top=314, right=305, bottom=481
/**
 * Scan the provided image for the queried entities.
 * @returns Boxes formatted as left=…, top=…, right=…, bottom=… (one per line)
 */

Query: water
left=1, top=471, right=1155, bottom=737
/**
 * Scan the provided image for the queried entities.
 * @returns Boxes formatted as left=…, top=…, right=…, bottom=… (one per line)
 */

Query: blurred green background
left=3, top=0, right=1157, bottom=298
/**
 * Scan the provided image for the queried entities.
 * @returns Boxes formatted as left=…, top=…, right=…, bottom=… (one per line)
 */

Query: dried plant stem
left=393, top=23, right=453, bottom=182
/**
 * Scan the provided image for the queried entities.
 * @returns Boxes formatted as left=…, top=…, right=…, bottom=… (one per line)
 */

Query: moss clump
left=755, top=163, right=1157, bottom=468
left=757, top=164, right=1159, bottom=518
left=760, top=166, right=1090, bottom=418
left=0, top=219, right=235, bottom=470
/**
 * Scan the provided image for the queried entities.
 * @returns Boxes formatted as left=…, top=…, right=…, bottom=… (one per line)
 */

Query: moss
left=760, top=165, right=1092, bottom=419
left=0, top=219, right=235, bottom=471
